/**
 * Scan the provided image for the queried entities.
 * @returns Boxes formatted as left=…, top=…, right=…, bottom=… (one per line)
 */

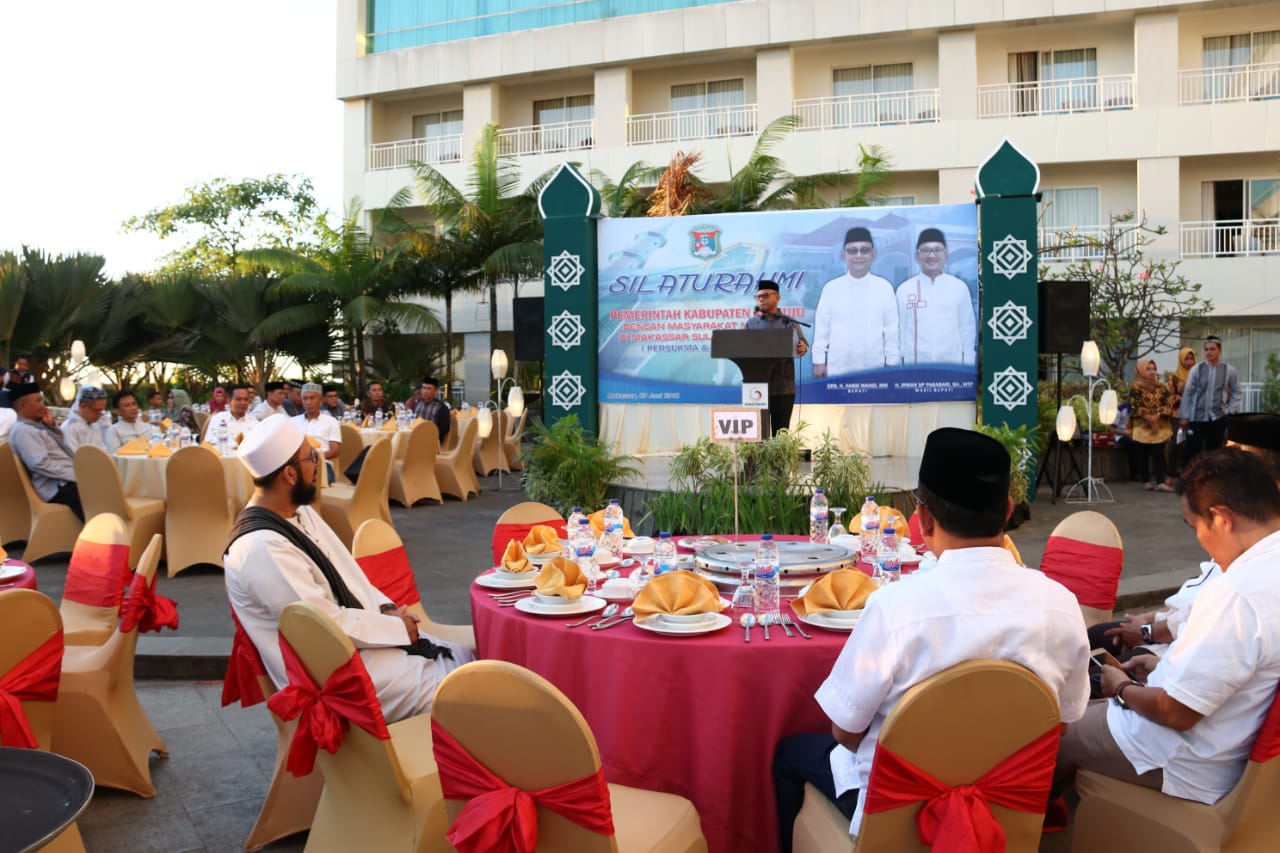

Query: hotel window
left=1202, top=179, right=1280, bottom=254
left=411, top=110, right=463, bottom=161
left=1203, top=30, right=1280, bottom=100
left=832, top=63, right=915, bottom=123
left=533, top=95, right=594, bottom=150
left=670, top=78, right=746, bottom=136
left=1008, top=49, right=1098, bottom=113
left=1040, top=188, right=1100, bottom=258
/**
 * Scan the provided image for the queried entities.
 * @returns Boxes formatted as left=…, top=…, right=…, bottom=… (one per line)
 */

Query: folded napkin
left=499, top=540, right=532, bottom=573
left=791, top=569, right=877, bottom=617
left=147, top=443, right=173, bottom=458
left=362, top=416, right=373, bottom=428
left=534, top=557, right=588, bottom=600
left=879, top=507, right=911, bottom=542
left=306, top=436, right=322, bottom=449
left=587, top=509, right=635, bottom=538
left=1003, top=534, right=1024, bottom=566
left=234, top=432, right=245, bottom=446
left=380, top=420, right=397, bottom=432
left=523, top=525, right=561, bottom=555
left=116, top=438, right=149, bottom=456
left=632, top=570, right=725, bottom=620
left=161, top=417, right=172, bottom=430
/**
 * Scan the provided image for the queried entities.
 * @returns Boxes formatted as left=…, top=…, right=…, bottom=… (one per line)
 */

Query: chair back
left=353, top=519, right=423, bottom=613
left=352, top=436, right=393, bottom=517
left=337, top=424, right=363, bottom=484
left=60, top=513, right=131, bottom=645
left=432, top=659, right=617, bottom=852
left=442, top=410, right=460, bottom=452
left=492, top=502, right=566, bottom=566
left=403, top=419, right=440, bottom=475
left=1216, top=685, right=1280, bottom=846
left=118, top=534, right=167, bottom=643
left=73, top=444, right=133, bottom=521
left=11, top=445, right=51, bottom=510
left=0, top=443, right=32, bottom=547
left=165, top=446, right=233, bottom=575
left=0, top=588, right=64, bottom=750
left=1040, top=511, right=1124, bottom=623
left=855, top=659, right=1060, bottom=853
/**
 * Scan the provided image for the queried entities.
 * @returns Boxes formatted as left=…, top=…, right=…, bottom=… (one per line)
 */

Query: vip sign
left=710, top=409, right=761, bottom=443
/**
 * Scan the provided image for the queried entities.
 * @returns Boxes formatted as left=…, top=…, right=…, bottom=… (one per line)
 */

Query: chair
left=319, top=436, right=393, bottom=550
left=792, top=659, right=1061, bottom=853
left=441, top=410, right=459, bottom=453
left=336, top=423, right=363, bottom=485
left=491, top=501, right=566, bottom=566
left=389, top=421, right=443, bottom=508
left=502, top=409, right=528, bottom=472
left=434, top=417, right=479, bottom=502
left=1039, top=510, right=1124, bottom=625
left=353, top=519, right=475, bottom=651
left=472, top=411, right=510, bottom=478
left=431, top=659, right=707, bottom=852
left=0, top=442, right=33, bottom=548
left=73, top=444, right=166, bottom=570
left=163, top=445, right=234, bottom=577
left=1071, top=685, right=1280, bottom=853
left=53, top=533, right=169, bottom=797
left=59, top=513, right=132, bottom=647
left=275, top=601, right=450, bottom=853
left=9, top=443, right=83, bottom=563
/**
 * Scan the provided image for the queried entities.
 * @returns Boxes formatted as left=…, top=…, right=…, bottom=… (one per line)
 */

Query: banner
left=597, top=203, right=978, bottom=404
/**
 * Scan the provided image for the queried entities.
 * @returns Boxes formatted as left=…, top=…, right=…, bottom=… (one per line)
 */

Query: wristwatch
left=1139, top=623, right=1154, bottom=644
left=1114, top=681, right=1137, bottom=710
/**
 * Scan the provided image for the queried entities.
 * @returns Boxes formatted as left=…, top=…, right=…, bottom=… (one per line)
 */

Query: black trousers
left=773, top=733, right=858, bottom=853
left=768, top=394, right=795, bottom=437
left=50, top=481, right=85, bottom=522
left=1183, top=418, right=1227, bottom=465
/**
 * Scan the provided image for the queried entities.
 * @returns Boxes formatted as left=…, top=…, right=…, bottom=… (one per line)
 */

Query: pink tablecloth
left=470, top=558, right=848, bottom=853
left=0, top=559, right=37, bottom=591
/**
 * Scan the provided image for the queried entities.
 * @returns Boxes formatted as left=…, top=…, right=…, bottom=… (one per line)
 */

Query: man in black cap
left=252, top=381, right=290, bottom=421
left=283, top=380, right=305, bottom=417
left=8, top=381, right=84, bottom=520
left=745, top=279, right=808, bottom=436
left=811, top=226, right=899, bottom=378
left=321, top=385, right=347, bottom=419
left=410, top=378, right=451, bottom=443
left=772, top=427, right=1088, bottom=852
left=896, top=227, right=977, bottom=365
left=0, top=355, right=32, bottom=408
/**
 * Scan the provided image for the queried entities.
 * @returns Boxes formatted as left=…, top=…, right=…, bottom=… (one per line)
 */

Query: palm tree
left=592, top=160, right=663, bottom=218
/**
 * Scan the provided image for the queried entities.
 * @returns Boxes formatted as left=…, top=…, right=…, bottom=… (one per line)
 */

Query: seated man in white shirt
left=291, top=383, right=341, bottom=481
left=206, top=383, right=260, bottom=442
left=1055, top=447, right=1280, bottom=805
left=60, top=386, right=110, bottom=452
left=773, top=428, right=1090, bottom=852
left=104, top=389, right=153, bottom=452
left=251, top=381, right=290, bottom=421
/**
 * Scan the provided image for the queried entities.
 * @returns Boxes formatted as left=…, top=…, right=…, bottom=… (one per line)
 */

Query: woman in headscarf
left=1164, top=346, right=1196, bottom=488
left=168, top=388, right=192, bottom=417
left=1128, top=358, right=1175, bottom=491
left=207, top=385, right=228, bottom=413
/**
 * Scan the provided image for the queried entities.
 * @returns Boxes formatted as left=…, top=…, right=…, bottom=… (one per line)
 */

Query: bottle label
left=755, top=562, right=777, bottom=580
left=811, top=509, right=828, bottom=521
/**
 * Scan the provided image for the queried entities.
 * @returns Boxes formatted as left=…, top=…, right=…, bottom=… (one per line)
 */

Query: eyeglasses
left=917, top=247, right=946, bottom=255
left=909, top=489, right=927, bottom=509
left=292, top=449, right=319, bottom=468
left=844, top=246, right=875, bottom=256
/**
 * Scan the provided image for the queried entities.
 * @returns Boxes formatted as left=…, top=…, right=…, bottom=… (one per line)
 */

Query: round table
left=357, top=428, right=409, bottom=460
left=0, top=747, right=94, bottom=852
left=470, top=565, right=848, bottom=853
left=0, top=558, right=37, bottom=592
left=114, top=451, right=255, bottom=510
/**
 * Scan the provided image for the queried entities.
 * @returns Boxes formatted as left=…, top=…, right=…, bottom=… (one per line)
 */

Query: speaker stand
left=1037, top=436, right=1084, bottom=505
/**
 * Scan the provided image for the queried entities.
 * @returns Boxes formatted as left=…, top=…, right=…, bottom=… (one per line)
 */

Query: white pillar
left=1137, top=157, right=1181, bottom=257
left=756, top=46, right=795, bottom=124
left=1134, top=12, right=1179, bottom=109
left=594, top=66, right=632, bottom=149
left=938, top=30, right=977, bottom=121
left=938, top=167, right=976, bottom=205
left=463, top=82, right=501, bottom=154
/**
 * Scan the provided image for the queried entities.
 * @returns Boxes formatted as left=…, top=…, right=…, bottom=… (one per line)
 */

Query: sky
left=0, top=1, right=345, bottom=278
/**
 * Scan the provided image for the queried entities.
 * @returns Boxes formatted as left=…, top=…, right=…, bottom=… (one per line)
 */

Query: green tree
left=591, top=160, right=663, bottom=217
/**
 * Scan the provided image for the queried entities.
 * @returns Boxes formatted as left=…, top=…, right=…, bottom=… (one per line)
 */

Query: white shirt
left=0, top=407, right=17, bottom=442
left=252, top=401, right=290, bottom=421
left=812, top=272, right=900, bottom=375
left=105, top=419, right=153, bottom=453
left=814, top=546, right=1089, bottom=835
left=61, top=410, right=110, bottom=453
left=207, top=410, right=259, bottom=440
left=1108, top=530, right=1280, bottom=804
left=291, top=411, right=341, bottom=448
left=1160, top=561, right=1222, bottom=642
left=224, top=505, right=470, bottom=722
left=896, top=272, right=976, bottom=365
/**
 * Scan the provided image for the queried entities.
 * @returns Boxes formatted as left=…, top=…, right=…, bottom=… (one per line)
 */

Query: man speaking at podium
left=745, top=278, right=808, bottom=436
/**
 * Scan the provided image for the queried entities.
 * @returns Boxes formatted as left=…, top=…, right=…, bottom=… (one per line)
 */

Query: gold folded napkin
left=632, top=570, right=725, bottom=620
left=147, top=443, right=173, bottom=458
left=380, top=419, right=397, bottom=432
left=500, top=540, right=532, bottom=573
left=587, top=509, right=635, bottom=538
left=116, top=438, right=149, bottom=456
left=306, top=436, right=322, bottom=449
left=234, top=432, right=245, bottom=446
left=362, top=416, right=372, bottom=428
left=790, top=569, right=877, bottom=618
left=880, top=507, right=910, bottom=541
left=161, top=417, right=173, bottom=430
left=534, top=557, right=588, bottom=600
left=523, top=525, right=561, bottom=555
left=1003, top=535, right=1023, bottom=566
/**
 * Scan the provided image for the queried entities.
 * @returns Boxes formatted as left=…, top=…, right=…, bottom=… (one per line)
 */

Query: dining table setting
left=111, top=438, right=256, bottom=509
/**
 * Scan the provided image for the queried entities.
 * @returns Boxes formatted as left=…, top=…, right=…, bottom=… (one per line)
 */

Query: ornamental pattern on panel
left=990, top=365, right=1036, bottom=411
left=548, top=310, right=586, bottom=351
left=547, top=250, right=586, bottom=291
left=987, top=300, right=1033, bottom=345
left=547, top=371, right=587, bottom=410
left=988, top=235, right=1033, bottom=280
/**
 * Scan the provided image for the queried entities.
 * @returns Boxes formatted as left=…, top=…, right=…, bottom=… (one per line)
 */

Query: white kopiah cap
left=238, top=414, right=306, bottom=478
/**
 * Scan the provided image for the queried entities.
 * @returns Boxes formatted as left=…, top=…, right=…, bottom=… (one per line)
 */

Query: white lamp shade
left=490, top=348, right=509, bottom=380
left=508, top=386, right=525, bottom=418
left=70, top=339, right=86, bottom=365
left=1099, top=389, right=1119, bottom=425
left=1056, top=405, right=1077, bottom=442
left=59, top=377, right=76, bottom=401
left=476, top=406, right=493, bottom=438
left=1081, top=341, right=1101, bottom=377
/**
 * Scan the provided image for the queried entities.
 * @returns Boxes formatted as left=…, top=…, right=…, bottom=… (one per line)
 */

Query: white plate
left=794, top=609, right=862, bottom=633
left=526, top=549, right=562, bottom=565
left=634, top=612, right=732, bottom=636
left=622, top=536, right=655, bottom=555
left=0, top=562, right=27, bottom=582
left=475, top=571, right=539, bottom=590
left=677, top=536, right=731, bottom=551
left=598, top=579, right=635, bottom=602
left=514, top=595, right=606, bottom=617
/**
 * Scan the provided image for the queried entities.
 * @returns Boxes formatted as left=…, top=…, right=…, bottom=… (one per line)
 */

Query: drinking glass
left=828, top=507, right=847, bottom=539
left=729, top=554, right=758, bottom=614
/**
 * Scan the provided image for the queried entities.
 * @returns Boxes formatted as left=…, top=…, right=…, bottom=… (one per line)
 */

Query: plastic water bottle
left=572, top=518, right=597, bottom=587
left=654, top=532, right=678, bottom=575
left=859, top=496, right=881, bottom=561
left=149, top=421, right=162, bottom=448
left=374, top=408, right=384, bottom=429
left=215, top=420, right=229, bottom=453
left=876, top=522, right=901, bottom=584
left=603, top=499, right=625, bottom=553
left=810, top=488, right=829, bottom=544
left=754, top=534, right=780, bottom=624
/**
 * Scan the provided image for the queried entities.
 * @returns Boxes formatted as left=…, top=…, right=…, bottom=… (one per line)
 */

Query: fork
left=783, top=615, right=811, bottom=640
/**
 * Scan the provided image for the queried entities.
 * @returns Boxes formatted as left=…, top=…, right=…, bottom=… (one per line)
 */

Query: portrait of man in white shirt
left=811, top=226, right=899, bottom=377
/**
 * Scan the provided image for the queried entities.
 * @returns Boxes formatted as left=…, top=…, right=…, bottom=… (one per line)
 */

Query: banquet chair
left=10, top=444, right=83, bottom=563
left=389, top=420, right=443, bottom=508
left=441, top=410, right=459, bottom=453
left=1039, top=511, right=1124, bottom=625
left=0, top=442, right=33, bottom=547
left=73, top=444, right=166, bottom=570
left=491, top=501, right=566, bottom=566
left=353, top=519, right=475, bottom=651
left=275, top=601, right=450, bottom=853
left=472, top=411, right=510, bottom=477
left=336, top=423, right=363, bottom=485
left=163, top=445, right=234, bottom=577
left=434, top=416, right=479, bottom=502
left=59, top=513, right=132, bottom=647
left=792, top=659, right=1060, bottom=853
left=53, top=533, right=169, bottom=797
left=432, top=659, right=708, bottom=852
left=319, top=436, right=393, bottom=550
left=502, top=408, right=528, bottom=471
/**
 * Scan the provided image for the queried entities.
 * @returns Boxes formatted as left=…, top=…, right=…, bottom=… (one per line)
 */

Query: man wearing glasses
left=896, top=228, right=976, bottom=366
left=811, top=227, right=899, bottom=378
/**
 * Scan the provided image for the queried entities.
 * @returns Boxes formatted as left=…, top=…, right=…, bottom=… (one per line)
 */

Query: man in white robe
left=61, top=386, right=111, bottom=452
left=896, top=227, right=976, bottom=365
left=811, top=227, right=899, bottom=377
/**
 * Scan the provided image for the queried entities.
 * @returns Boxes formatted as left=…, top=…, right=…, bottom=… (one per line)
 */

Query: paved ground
left=26, top=471, right=1203, bottom=851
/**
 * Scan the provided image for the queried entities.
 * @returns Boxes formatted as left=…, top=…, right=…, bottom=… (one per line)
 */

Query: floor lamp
left=480, top=348, right=525, bottom=490
left=1059, top=340, right=1118, bottom=504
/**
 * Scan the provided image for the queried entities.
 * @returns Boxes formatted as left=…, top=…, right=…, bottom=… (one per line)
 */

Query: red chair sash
left=490, top=522, right=567, bottom=567
left=430, top=718, right=614, bottom=853
left=221, top=611, right=267, bottom=708
left=62, top=541, right=131, bottom=608
left=266, top=635, right=389, bottom=777
left=1249, top=685, right=1280, bottom=762
left=119, top=571, right=179, bottom=634
left=356, top=546, right=421, bottom=609
left=863, top=727, right=1060, bottom=853
left=1039, top=537, right=1123, bottom=611
left=0, top=631, right=64, bottom=749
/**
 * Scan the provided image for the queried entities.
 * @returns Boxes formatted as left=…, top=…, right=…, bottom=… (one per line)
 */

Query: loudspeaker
left=1038, top=281, right=1090, bottom=354
left=513, top=297, right=544, bottom=361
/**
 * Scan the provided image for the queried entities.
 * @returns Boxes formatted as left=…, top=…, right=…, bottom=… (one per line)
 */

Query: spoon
left=569, top=603, right=616, bottom=628
left=761, top=613, right=772, bottom=641
left=740, top=613, right=755, bottom=643
left=592, top=606, right=634, bottom=629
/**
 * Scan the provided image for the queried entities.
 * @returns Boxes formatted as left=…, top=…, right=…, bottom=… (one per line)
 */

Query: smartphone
left=1089, top=648, right=1123, bottom=670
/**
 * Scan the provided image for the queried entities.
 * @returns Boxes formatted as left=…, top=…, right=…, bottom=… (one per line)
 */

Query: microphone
left=757, top=308, right=812, bottom=328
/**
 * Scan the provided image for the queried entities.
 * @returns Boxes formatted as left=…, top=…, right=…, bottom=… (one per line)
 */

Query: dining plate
left=634, top=612, right=732, bottom=636
left=475, top=571, right=539, bottom=590
left=514, top=595, right=606, bottom=617
left=0, top=562, right=27, bottom=582
left=794, top=609, right=863, bottom=633
left=526, top=549, right=563, bottom=565
left=677, top=536, right=732, bottom=551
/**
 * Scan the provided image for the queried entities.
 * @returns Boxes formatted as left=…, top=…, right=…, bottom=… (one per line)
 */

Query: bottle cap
left=659, top=531, right=671, bottom=538
left=609, top=498, right=619, bottom=504
left=815, top=488, right=824, bottom=494
left=572, top=507, right=582, bottom=513
left=761, top=533, right=773, bottom=540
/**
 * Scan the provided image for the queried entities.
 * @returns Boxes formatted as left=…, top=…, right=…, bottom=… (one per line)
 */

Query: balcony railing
left=793, top=89, right=941, bottom=130
left=626, top=104, right=758, bottom=145
left=367, top=135, right=463, bottom=171
left=977, top=74, right=1135, bottom=118
left=1039, top=225, right=1143, bottom=261
left=1179, top=61, right=1280, bottom=105
left=1181, top=219, right=1280, bottom=258
left=496, top=120, right=595, bottom=156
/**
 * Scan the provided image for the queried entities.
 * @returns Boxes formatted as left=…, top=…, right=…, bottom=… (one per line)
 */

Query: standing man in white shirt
left=291, top=383, right=341, bottom=482
left=896, top=228, right=977, bottom=365
left=60, top=386, right=111, bottom=452
left=206, top=384, right=259, bottom=441
left=104, top=390, right=152, bottom=452
left=252, top=381, right=290, bottom=421
left=1178, top=335, right=1242, bottom=463
left=811, top=227, right=899, bottom=377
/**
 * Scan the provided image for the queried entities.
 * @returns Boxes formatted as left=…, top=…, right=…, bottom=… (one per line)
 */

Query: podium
left=711, top=328, right=796, bottom=436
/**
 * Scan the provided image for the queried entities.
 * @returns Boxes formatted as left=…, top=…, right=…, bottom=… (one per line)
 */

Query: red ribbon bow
left=266, top=635, right=389, bottom=777
left=0, top=632, right=64, bottom=749
left=431, top=718, right=615, bottom=853
left=356, top=546, right=421, bottom=610
left=221, top=611, right=267, bottom=708
left=62, top=541, right=131, bottom=608
left=863, top=727, right=1060, bottom=853
left=1039, top=537, right=1124, bottom=611
left=119, top=570, right=179, bottom=634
